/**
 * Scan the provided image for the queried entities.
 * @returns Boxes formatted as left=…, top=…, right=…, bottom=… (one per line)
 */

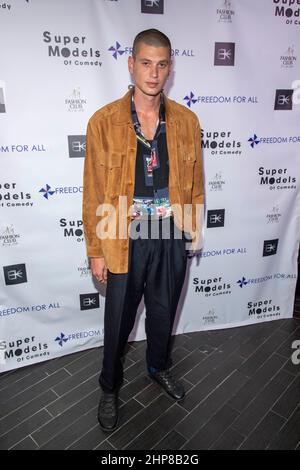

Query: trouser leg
left=99, top=225, right=150, bottom=392
left=144, top=218, right=187, bottom=371
left=99, top=217, right=187, bottom=391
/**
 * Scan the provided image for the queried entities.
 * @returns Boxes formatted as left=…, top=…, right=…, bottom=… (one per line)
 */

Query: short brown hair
left=132, top=29, right=172, bottom=58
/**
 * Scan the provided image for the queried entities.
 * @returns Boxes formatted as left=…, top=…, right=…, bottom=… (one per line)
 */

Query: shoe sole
left=98, top=416, right=119, bottom=433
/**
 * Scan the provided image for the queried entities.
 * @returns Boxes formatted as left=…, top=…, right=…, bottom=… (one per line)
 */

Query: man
left=82, top=29, right=204, bottom=432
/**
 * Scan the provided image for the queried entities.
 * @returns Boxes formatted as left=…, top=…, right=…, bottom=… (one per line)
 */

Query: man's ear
left=128, top=56, right=134, bottom=74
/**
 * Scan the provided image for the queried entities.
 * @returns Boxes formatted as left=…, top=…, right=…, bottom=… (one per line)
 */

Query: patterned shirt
left=130, top=92, right=172, bottom=220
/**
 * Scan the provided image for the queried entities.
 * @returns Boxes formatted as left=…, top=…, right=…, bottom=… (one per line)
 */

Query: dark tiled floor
left=0, top=299, right=299, bottom=450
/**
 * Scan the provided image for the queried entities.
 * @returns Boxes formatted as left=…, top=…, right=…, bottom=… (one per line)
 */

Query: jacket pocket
left=106, top=151, right=123, bottom=168
left=106, top=152, right=124, bottom=198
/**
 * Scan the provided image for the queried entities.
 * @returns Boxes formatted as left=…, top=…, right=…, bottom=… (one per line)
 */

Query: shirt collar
left=131, top=90, right=165, bottom=137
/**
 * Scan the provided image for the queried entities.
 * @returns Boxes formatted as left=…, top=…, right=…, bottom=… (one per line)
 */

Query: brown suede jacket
left=82, top=89, right=204, bottom=273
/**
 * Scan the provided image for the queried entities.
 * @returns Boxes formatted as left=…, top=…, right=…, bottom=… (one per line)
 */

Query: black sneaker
left=97, top=391, right=119, bottom=432
left=148, top=369, right=185, bottom=401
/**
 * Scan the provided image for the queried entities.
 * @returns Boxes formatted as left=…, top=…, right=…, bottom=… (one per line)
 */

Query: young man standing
left=83, top=29, right=204, bottom=431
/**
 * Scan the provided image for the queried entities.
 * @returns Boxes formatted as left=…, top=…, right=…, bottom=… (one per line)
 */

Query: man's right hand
left=90, top=257, right=107, bottom=284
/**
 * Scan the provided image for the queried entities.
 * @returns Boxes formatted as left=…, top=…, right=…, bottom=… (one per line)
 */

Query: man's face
left=128, top=42, right=171, bottom=97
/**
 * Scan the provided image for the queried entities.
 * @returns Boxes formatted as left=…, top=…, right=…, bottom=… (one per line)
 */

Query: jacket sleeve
left=191, top=119, right=205, bottom=250
left=192, top=119, right=205, bottom=206
left=82, top=118, right=105, bottom=258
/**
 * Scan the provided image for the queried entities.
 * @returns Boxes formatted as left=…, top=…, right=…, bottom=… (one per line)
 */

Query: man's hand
left=90, top=257, right=107, bottom=284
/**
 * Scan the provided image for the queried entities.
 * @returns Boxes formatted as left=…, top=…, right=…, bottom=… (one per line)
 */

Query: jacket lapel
left=165, top=95, right=180, bottom=189
left=114, top=90, right=180, bottom=189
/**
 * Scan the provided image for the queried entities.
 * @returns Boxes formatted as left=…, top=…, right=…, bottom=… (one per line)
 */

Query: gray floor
left=0, top=300, right=299, bottom=450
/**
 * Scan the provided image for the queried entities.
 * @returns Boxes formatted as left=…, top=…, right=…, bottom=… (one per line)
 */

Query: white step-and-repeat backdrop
left=1, top=0, right=299, bottom=371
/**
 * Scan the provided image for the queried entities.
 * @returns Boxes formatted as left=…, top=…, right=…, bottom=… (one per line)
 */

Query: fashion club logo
left=207, top=209, right=225, bottom=228
left=0, top=224, right=21, bottom=247
left=59, top=218, right=84, bottom=242
left=203, top=309, right=218, bottom=325
left=280, top=45, right=297, bottom=67
left=42, top=31, right=102, bottom=67
left=0, top=182, right=33, bottom=208
left=258, top=166, right=297, bottom=190
left=274, top=89, right=294, bottom=109
left=3, top=263, right=27, bottom=285
left=77, top=259, right=91, bottom=278
left=68, top=135, right=86, bottom=158
left=193, top=276, right=231, bottom=297
left=216, top=0, right=235, bottom=23
left=65, top=88, right=86, bottom=112
left=208, top=172, right=225, bottom=191
left=141, top=0, right=164, bottom=14
left=266, top=205, right=282, bottom=224
left=273, top=0, right=300, bottom=25
left=214, top=42, right=235, bottom=66
left=201, top=129, right=242, bottom=156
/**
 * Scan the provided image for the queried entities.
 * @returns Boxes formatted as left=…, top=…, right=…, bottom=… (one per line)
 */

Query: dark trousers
left=99, top=217, right=188, bottom=393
